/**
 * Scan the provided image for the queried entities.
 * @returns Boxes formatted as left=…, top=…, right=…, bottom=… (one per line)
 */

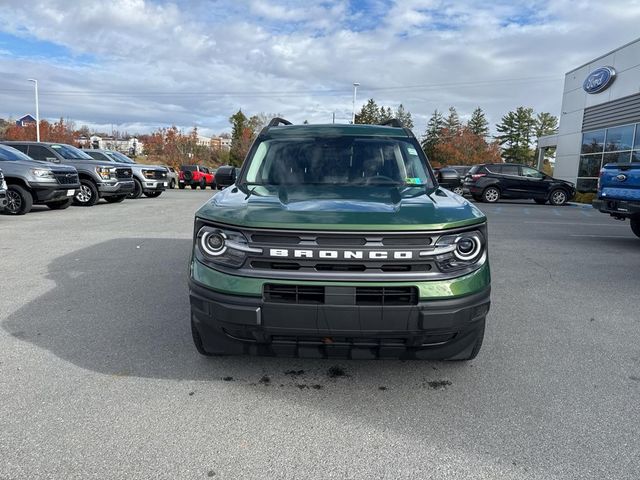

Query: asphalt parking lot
left=1, top=190, right=639, bottom=480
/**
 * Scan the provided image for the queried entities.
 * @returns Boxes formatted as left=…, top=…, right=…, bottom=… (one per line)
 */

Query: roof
left=264, top=124, right=411, bottom=138
left=16, top=114, right=36, bottom=122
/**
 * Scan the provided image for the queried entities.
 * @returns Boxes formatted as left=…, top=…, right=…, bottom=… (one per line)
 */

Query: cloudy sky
left=0, top=0, right=639, bottom=137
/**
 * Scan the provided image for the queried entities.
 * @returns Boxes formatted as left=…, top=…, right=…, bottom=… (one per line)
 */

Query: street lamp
left=352, top=82, right=360, bottom=124
left=27, top=79, right=40, bottom=142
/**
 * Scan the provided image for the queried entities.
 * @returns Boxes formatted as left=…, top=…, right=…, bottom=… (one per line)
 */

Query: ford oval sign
left=583, top=66, right=616, bottom=94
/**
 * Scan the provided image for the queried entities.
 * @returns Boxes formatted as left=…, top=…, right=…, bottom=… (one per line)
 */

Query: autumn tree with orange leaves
left=421, top=107, right=500, bottom=167
left=2, top=118, right=76, bottom=144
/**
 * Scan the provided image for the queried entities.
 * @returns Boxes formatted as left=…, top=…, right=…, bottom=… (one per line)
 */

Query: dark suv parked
left=3, top=141, right=134, bottom=206
left=0, top=144, right=80, bottom=215
left=434, top=167, right=463, bottom=195
left=463, top=163, right=576, bottom=205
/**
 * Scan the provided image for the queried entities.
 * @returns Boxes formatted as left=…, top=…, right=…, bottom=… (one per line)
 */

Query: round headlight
left=201, top=231, right=227, bottom=256
left=454, top=235, right=481, bottom=261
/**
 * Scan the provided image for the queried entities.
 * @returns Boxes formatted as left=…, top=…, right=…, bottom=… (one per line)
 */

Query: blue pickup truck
left=593, top=162, right=640, bottom=238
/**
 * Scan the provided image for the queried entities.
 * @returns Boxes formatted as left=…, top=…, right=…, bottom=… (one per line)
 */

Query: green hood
left=196, top=185, right=486, bottom=231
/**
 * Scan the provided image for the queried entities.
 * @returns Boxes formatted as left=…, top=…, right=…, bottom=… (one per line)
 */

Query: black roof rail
left=379, top=118, right=403, bottom=128
left=268, top=117, right=293, bottom=127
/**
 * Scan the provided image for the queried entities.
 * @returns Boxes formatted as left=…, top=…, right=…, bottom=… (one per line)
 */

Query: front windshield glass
left=106, top=151, right=135, bottom=163
left=0, top=144, right=34, bottom=162
left=243, top=136, right=434, bottom=188
left=51, top=144, right=94, bottom=160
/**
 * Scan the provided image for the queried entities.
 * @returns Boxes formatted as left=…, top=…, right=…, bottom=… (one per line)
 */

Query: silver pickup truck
left=85, top=149, right=168, bottom=199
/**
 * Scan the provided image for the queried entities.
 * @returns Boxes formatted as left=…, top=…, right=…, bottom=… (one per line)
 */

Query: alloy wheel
left=76, top=185, right=92, bottom=203
left=484, top=188, right=499, bottom=203
left=453, top=187, right=464, bottom=195
left=6, top=190, right=21, bottom=213
left=551, top=190, right=566, bottom=205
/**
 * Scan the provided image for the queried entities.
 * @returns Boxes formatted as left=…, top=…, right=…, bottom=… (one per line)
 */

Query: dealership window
left=577, top=123, right=638, bottom=192
left=581, top=130, right=605, bottom=154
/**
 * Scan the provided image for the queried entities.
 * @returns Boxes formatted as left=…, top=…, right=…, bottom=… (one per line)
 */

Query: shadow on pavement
left=3, top=238, right=472, bottom=384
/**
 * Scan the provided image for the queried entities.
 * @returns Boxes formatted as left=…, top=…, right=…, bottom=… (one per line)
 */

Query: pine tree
left=495, top=106, right=535, bottom=164
left=395, top=104, right=414, bottom=129
left=354, top=99, right=380, bottom=124
left=534, top=112, right=558, bottom=138
left=379, top=106, right=393, bottom=123
left=467, top=107, right=489, bottom=137
left=229, top=109, right=248, bottom=166
left=444, top=107, right=461, bottom=134
left=421, top=109, right=445, bottom=161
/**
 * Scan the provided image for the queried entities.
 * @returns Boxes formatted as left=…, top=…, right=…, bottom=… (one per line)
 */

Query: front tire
left=178, top=183, right=185, bottom=190
left=452, top=186, right=464, bottom=195
left=170, top=179, right=176, bottom=189
left=143, top=191, right=162, bottom=198
left=631, top=217, right=640, bottom=238
left=46, top=198, right=73, bottom=210
left=74, top=180, right=99, bottom=207
left=482, top=186, right=500, bottom=203
left=549, top=189, right=568, bottom=206
left=128, top=178, right=143, bottom=199
left=200, top=179, right=206, bottom=189
left=104, top=195, right=127, bottom=203
left=190, top=184, right=198, bottom=190
left=4, top=185, right=33, bottom=215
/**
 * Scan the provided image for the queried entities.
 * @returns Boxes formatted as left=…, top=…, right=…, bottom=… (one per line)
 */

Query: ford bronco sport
left=189, top=118, right=490, bottom=360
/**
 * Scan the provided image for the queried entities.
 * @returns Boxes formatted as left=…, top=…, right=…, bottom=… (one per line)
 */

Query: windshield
left=106, top=150, right=135, bottom=164
left=243, top=136, right=434, bottom=188
left=50, top=144, right=94, bottom=160
left=0, top=144, right=34, bottom=162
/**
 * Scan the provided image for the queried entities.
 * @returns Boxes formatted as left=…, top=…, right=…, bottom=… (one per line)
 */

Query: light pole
left=28, top=79, right=40, bottom=142
left=351, top=82, right=360, bottom=124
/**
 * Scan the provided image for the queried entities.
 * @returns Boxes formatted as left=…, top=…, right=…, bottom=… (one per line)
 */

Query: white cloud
left=0, top=0, right=638, bottom=135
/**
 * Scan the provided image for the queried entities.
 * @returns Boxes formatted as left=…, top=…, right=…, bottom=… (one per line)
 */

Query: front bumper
left=142, top=180, right=167, bottom=193
left=593, top=198, right=640, bottom=218
left=30, top=182, right=80, bottom=203
left=98, top=180, right=135, bottom=196
left=189, top=263, right=491, bottom=359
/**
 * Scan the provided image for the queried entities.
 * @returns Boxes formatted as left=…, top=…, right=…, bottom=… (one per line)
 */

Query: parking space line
left=524, top=221, right=628, bottom=227
left=569, top=234, right=633, bottom=238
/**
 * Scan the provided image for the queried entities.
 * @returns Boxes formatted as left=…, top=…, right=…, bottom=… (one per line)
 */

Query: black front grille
left=116, top=168, right=132, bottom=179
left=52, top=171, right=79, bottom=185
left=263, top=285, right=418, bottom=306
left=263, top=285, right=325, bottom=304
left=355, top=287, right=418, bottom=306
left=145, top=170, right=167, bottom=180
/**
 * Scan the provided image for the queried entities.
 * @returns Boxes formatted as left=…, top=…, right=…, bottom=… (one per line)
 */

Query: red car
left=178, top=165, right=215, bottom=189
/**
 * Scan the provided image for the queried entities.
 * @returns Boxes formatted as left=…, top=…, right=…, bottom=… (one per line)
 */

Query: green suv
left=189, top=118, right=490, bottom=360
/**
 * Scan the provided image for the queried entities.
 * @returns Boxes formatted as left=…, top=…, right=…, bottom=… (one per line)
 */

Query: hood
left=0, top=158, right=77, bottom=172
left=197, top=185, right=486, bottom=231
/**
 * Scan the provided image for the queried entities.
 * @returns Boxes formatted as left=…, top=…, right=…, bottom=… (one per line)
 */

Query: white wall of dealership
left=552, top=37, right=640, bottom=189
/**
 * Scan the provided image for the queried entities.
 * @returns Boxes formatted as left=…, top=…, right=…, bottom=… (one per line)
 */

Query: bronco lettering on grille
left=269, top=248, right=413, bottom=260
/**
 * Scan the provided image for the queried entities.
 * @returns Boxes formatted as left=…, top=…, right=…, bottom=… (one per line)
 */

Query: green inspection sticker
left=405, top=177, right=423, bottom=185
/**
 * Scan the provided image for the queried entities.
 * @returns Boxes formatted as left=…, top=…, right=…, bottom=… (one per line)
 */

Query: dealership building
left=540, top=37, right=640, bottom=193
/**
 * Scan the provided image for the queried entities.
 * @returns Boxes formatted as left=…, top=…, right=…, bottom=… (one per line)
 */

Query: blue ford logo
left=583, top=66, right=616, bottom=94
